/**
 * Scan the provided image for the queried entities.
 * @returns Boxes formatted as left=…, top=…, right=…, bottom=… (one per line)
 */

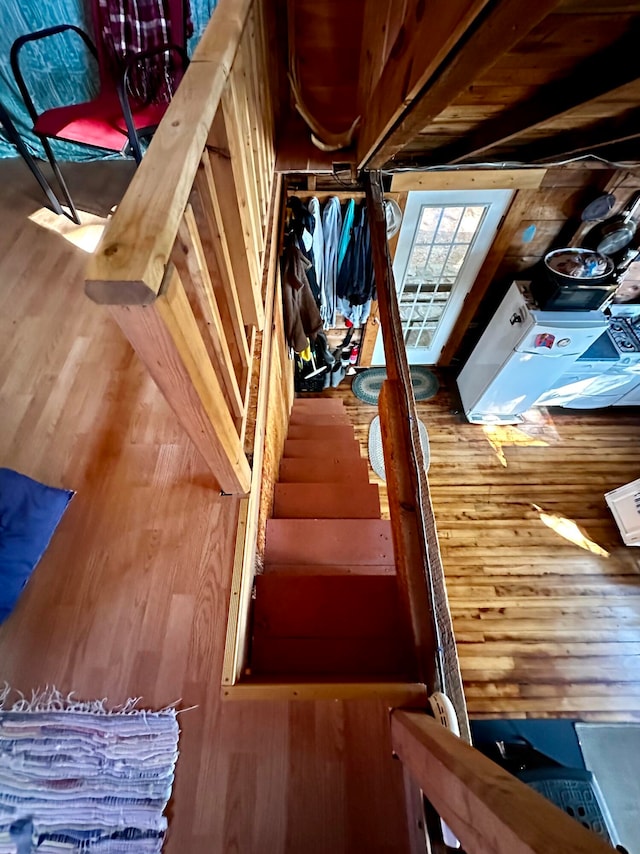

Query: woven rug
left=352, top=367, right=439, bottom=405
left=0, top=687, right=180, bottom=853
left=368, top=415, right=430, bottom=481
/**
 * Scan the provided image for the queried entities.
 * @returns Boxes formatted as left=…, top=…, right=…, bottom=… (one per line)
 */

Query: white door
left=372, top=189, right=513, bottom=365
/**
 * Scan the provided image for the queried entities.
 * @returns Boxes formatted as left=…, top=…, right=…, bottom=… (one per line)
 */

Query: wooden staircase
left=250, top=398, right=415, bottom=680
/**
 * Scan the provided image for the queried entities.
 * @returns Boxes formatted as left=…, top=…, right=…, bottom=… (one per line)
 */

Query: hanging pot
left=584, top=191, right=640, bottom=255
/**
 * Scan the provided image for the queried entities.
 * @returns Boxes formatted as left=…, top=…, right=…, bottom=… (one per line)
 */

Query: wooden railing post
left=85, top=0, right=276, bottom=494
left=391, top=711, right=615, bottom=854
left=366, top=171, right=470, bottom=740
left=110, top=264, right=251, bottom=494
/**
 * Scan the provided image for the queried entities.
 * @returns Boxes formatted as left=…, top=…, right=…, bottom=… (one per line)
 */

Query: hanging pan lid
left=581, top=193, right=616, bottom=222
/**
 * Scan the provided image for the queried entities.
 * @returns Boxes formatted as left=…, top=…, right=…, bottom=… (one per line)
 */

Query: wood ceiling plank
left=362, top=0, right=562, bottom=169
left=436, top=25, right=640, bottom=164
left=357, top=0, right=492, bottom=169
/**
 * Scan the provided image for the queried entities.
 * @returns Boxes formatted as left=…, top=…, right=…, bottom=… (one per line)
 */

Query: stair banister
left=85, top=0, right=276, bottom=495
left=391, top=710, right=615, bottom=854
left=365, top=172, right=469, bottom=740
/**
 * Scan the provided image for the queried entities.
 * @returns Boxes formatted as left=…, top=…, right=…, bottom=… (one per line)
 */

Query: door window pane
left=400, top=204, right=487, bottom=351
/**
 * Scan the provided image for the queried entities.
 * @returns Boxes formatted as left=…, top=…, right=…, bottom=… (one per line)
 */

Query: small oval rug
left=352, top=367, right=439, bottom=405
left=368, top=415, right=430, bottom=482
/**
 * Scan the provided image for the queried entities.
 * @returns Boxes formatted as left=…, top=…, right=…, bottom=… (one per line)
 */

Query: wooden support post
left=391, top=711, right=615, bottom=854
left=207, top=106, right=265, bottom=329
left=379, top=380, right=438, bottom=687
left=194, top=153, right=254, bottom=361
left=177, top=205, right=244, bottom=420
left=110, top=264, right=251, bottom=495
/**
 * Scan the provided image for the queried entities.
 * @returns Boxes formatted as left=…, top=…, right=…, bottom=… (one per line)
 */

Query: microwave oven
left=530, top=274, right=618, bottom=311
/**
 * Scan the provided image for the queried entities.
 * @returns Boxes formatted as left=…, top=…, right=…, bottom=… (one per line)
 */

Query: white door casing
left=372, top=189, right=513, bottom=365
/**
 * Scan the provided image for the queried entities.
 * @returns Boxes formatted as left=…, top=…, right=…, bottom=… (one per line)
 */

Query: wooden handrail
left=391, top=711, right=615, bottom=854
left=85, top=0, right=276, bottom=494
left=365, top=172, right=470, bottom=740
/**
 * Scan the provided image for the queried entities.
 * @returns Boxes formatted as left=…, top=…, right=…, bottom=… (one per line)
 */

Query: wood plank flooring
left=0, top=160, right=411, bottom=853
left=332, top=373, right=640, bottom=721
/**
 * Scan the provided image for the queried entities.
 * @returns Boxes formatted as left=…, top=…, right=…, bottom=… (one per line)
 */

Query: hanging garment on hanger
left=337, top=198, right=355, bottom=274
left=288, top=196, right=320, bottom=302
left=308, top=197, right=324, bottom=307
left=281, top=239, right=323, bottom=352
left=321, top=196, right=342, bottom=328
left=336, top=202, right=375, bottom=327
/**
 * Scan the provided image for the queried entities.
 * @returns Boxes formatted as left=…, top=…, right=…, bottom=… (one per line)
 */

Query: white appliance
left=457, top=282, right=609, bottom=424
left=537, top=318, right=640, bottom=409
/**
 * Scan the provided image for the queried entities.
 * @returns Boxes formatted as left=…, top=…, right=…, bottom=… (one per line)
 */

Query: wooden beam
left=109, top=264, right=251, bottom=494
left=223, top=681, right=429, bottom=703
left=525, top=111, right=640, bottom=166
left=357, top=0, right=492, bottom=169
left=361, top=0, right=562, bottom=170
left=221, top=174, right=287, bottom=686
left=177, top=205, right=245, bottom=420
left=366, top=172, right=470, bottom=740
left=207, top=106, right=265, bottom=329
left=391, top=711, right=615, bottom=854
left=86, top=0, right=251, bottom=305
left=378, top=382, right=439, bottom=688
left=437, top=26, right=640, bottom=165
left=192, top=153, right=252, bottom=372
left=439, top=190, right=536, bottom=366
left=390, top=169, right=546, bottom=192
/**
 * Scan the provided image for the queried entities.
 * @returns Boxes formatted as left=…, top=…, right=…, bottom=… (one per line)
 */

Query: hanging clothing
left=98, top=0, right=193, bottom=105
left=337, top=198, right=355, bottom=275
left=281, top=241, right=323, bottom=352
left=288, top=196, right=320, bottom=302
left=321, top=196, right=342, bottom=329
left=308, top=197, right=325, bottom=320
left=337, top=202, right=375, bottom=309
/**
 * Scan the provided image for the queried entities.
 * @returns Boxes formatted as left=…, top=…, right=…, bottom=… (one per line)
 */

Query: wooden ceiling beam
left=527, top=112, right=640, bottom=166
left=359, top=0, right=562, bottom=170
left=437, top=26, right=640, bottom=165
left=356, top=0, right=493, bottom=170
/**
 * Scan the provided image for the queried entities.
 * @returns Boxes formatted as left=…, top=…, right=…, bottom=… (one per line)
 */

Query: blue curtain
left=0, top=0, right=217, bottom=160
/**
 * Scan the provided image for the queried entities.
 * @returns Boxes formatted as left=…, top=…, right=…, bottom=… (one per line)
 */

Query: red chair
left=10, top=0, right=190, bottom=223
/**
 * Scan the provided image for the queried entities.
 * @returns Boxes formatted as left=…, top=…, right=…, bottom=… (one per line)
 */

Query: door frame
left=371, top=188, right=514, bottom=366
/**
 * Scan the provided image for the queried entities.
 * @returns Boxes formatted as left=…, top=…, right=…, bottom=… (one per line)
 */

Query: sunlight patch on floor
left=532, top=503, right=610, bottom=557
left=28, top=207, right=107, bottom=253
left=483, top=424, right=548, bottom=467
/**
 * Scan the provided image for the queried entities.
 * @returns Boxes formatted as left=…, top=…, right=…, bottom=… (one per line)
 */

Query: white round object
left=368, top=415, right=429, bottom=481
left=428, top=692, right=460, bottom=736
left=384, top=198, right=403, bottom=239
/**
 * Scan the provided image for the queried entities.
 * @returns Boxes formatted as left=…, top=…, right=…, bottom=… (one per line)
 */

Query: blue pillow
left=0, top=468, right=74, bottom=622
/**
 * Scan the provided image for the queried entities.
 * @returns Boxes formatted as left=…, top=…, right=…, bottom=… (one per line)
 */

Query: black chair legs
left=0, top=101, right=70, bottom=220
left=40, top=137, right=81, bottom=224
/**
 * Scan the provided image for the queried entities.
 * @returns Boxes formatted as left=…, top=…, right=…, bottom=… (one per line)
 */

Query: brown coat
left=281, top=243, right=323, bottom=352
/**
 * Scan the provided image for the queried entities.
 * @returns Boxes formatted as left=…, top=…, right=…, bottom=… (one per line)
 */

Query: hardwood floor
left=335, top=372, right=640, bottom=722
left=0, top=160, right=412, bottom=854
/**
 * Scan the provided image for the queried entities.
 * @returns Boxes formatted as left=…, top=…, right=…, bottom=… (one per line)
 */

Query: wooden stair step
left=253, top=574, right=402, bottom=638
left=279, top=457, right=370, bottom=484
left=283, top=439, right=363, bottom=460
left=289, top=412, right=352, bottom=426
left=273, top=482, right=381, bottom=519
left=250, top=636, right=412, bottom=678
left=292, top=398, right=345, bottom=413
left=261, top=562, right=394, bottom=576
left=287, top=424, right=355, bottom=442
left=264, top=519, right=395, bottom=566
